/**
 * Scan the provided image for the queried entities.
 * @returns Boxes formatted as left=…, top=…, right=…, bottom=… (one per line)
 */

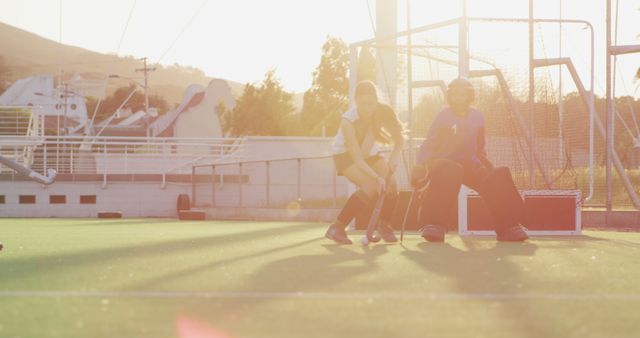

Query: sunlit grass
left=1, top=218, right=640, bottom=338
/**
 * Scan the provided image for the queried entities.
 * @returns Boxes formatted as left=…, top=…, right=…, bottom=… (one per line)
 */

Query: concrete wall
left=0, top=136, right=356, bottom=217
left=0, top=181, right=191, bottom=218
left=0, top=178, right=347, bottom=218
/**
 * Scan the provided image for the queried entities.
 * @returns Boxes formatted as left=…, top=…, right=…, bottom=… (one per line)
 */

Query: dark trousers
left=418, top=159, right=524, bottom=232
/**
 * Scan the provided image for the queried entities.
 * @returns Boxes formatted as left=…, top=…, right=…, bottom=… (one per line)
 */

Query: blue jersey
left=416, top=107, right=488, bottom=166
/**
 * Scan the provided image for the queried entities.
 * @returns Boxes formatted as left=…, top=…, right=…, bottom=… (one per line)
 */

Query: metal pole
left=43, top=139, right=48, bottom=174
left=528, top=0, right=536, bottom=188
left=589, top=22, right=595, bottom=204
left=56, top=135, right=60, bottom=172
left=332, top=165, right=337, bottom=208
left=102, top=142, right=107, bottom=187
left=266, top=161, right=270, bottom=208
left=606, top=0, right=613, bottom=221
left=459, top=0, right=469, bottom=77
left=406, top=0, right=414, bottom=164
left=63, top=81, right=68, bottom=136
left=297, top=159, right=302, bottom=201
left=211, top=165, right=216, bottom=207
left=144, top=58, right=149, bottom=138
left=63, top=82, right=68, bottom=172
left=376, top=0, right=398, bottom=106
left=136, top=57, right=155, bottom=138
left=239, top=162, right=243, bottom=207
left=191, top=165, right=196, bottom=207
left=349, top=46, right=358, bottom=108
left=558, top=0, right=564, bottom=168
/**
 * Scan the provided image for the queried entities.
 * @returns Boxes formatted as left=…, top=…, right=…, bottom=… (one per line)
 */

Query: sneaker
left=325, top=224, right=352, bottom=244
left=377, top=223, right=398, bottom=243
left=496, top=225, right=529, bottom=242
left=421, top=224, right=445, bottom=242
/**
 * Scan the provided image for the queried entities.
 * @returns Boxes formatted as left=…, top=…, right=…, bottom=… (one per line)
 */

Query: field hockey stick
left=361, top=170, right=394, bottom=245
left=400, top=176, right=429, bottom=243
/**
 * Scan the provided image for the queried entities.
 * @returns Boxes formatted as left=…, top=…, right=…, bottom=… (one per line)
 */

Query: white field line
left=1, top=290, right=640, bottom=301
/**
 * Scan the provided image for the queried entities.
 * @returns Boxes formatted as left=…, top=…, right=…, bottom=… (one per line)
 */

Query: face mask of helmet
left=447, top=78, right=474, bottom=115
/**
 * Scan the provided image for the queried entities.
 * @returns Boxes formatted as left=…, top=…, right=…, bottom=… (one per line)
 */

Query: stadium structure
left=0, top=0, right=638, bottom=231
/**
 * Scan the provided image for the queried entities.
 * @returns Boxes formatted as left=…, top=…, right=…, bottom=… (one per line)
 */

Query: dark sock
left=362, top=196, right=377, bottom=226
left=336, top=192, right=369, bottom=226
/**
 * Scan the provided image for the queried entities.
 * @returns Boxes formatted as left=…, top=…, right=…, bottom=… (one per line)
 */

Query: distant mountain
left=0, top=21, right=301, bottom=109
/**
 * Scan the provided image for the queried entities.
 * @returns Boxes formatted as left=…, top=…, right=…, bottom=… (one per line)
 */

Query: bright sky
left=0, top=0, right=638, bottom=96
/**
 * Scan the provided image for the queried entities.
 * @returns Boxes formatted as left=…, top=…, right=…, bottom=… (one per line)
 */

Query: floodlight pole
left=605, top=0, right=613, bottom=222
left=459, top=0, right=469, bottom=78
left=528, top=0, right=536, bottom=188
left=406, top=0, right=414, bottom=164
left=601, top=1, right=640, bottom=215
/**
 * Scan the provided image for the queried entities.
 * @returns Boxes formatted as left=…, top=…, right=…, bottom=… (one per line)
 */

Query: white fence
left=0, top=135, right=246, bottom=178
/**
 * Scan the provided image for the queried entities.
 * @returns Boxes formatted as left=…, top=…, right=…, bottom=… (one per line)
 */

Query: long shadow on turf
left=178, top=244, right=394, bottom=337
left=66, top=219, right=272, bottom=227
left=403, top=241, right=554, bottom=338
left=120, top=237, right=326, bottom=291
left=171, top=246, right=396, bottom=337
left=64, top=219, right=182, bottom=227
left=0, top=223, right=315, bottom=285
left=125, top=243, right=389, bottom=293
left=403, top=240, right=538, bottom=294
left=533, top=234, right=640, bottom=247
left=244, top=244, right=388, bottom=292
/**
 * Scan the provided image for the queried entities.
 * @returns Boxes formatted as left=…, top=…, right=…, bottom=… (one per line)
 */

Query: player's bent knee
left=357, top=185, right=378, bottom=203
left=356, top=189, right=378, bottom=204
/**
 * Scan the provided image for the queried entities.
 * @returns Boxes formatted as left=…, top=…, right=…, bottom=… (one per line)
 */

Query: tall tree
left=215, top=101, right=232, bottom=137
left=300, top=36, right=349, bottom=137
left=226, top=70, right=296, bottom=136
left=0, top=56, right=11, bottom=94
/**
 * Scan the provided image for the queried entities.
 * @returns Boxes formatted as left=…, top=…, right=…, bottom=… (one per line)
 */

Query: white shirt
left=332, top=107, right=379, bottom=156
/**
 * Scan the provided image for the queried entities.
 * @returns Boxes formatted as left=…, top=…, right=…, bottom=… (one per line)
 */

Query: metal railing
left=159, top=137, right=246, bottom=189
left=190, top=148, right=416, bottom=209
left=191, top=154, right=342, bottom=209
left=0, top=135, right=246, bottom=184
left=0, top=106, right=43, bottom=137
left=0, top=106, right=45, bottom=171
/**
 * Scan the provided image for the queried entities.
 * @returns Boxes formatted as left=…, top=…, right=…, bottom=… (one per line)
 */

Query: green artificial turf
left=1, top=218, right=640, bottom=338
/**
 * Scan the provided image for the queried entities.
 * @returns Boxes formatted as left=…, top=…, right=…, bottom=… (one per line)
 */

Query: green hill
left=0, top=21, right=247, bottom=105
